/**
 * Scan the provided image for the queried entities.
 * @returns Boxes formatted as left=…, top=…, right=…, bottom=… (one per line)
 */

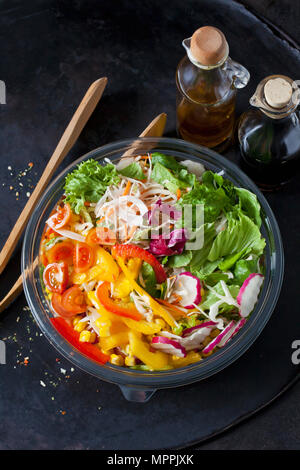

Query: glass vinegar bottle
left=238, top=75, right=300, bottom=190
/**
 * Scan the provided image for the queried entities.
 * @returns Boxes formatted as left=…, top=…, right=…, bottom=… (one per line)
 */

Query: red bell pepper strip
left=111, top=244, right=167, bottom=283
left=96, top=282, right=143, bottom=321
left=50, top=317, right=109, bottom=365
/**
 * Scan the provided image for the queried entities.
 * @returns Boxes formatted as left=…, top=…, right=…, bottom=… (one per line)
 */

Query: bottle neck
left=177, top=55, right=233, bottom=105
left=257, top=107, right=299, bottom=124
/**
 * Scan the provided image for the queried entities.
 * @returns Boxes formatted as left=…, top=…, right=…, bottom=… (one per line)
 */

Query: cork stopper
left=264, top=77, right=293, bottom=109
left=190, top=26, right=228, bottom=66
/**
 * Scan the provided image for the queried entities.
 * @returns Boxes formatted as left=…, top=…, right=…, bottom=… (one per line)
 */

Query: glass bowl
left=22, top=137, right=284, bottom=402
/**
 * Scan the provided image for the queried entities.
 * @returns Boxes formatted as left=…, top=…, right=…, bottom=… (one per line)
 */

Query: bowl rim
left=22, top=137, right=284, bottom=389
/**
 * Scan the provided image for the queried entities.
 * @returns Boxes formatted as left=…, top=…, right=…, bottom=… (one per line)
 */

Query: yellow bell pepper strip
left=112, top=244, right=167, bottom=283
left=88, top=291, right=120, bottom=337
left=113, top=258, right=142, bottom=298
left=128, top=331, right=169, bottom=370
left=100, top=331, right=129, bottom=351
left=116, top=257, right=176, bottom=327
left=72, top=248, right=120, bottom=284
left=122, top=317, right=162, bottom=335
left=94, top=247, right=119, bottom=282
left=87, top=290, right=104, bottom=310
left=96, top=282, right=143, bottom=321
left=87, top=291, right=160, bottom=335
left=170, top=351, right=202, bottom=368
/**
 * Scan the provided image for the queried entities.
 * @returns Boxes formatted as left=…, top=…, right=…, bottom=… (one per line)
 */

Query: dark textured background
left=0, top=0, right=299, bottom=450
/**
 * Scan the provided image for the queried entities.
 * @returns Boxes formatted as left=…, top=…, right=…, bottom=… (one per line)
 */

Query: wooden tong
left=0, top=77, right=108, bottom=276
left=0, top=82, right=166, bottom=313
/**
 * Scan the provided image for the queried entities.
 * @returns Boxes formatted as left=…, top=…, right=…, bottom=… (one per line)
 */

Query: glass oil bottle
left=176, top=26, right=250, bottom=151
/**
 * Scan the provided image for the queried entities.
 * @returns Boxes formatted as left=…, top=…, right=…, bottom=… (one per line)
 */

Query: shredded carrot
left=84, top=201, right=91, bottom=207
left=125, top=225, right=137, bottom=241
left=123, top=224, right=128, bottom=240
left=156, top=298, right=187, bottom=318
left=97, top=217, right=106, bottom=224
left=122, top=181, right=132, bottom=196
left=176, top=189, right=181, bottom=200
left=172, top=293, right=182, bottom=304
left=106, top=208, right=114, bottom=217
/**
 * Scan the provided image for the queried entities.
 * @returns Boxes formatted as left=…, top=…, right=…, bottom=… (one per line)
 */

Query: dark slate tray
left=0, top=0, right=299, bottom=450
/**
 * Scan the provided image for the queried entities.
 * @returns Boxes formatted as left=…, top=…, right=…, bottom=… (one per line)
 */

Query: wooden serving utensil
left=0, top=112, right=167, bottom=313
left=0, top=77, right=108, bottom=276
left=121, top=112, right=167, bottom=158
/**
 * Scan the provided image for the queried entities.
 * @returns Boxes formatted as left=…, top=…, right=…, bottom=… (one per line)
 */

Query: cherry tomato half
left=61, top=286, right=87, bottom=314
left=51, top=286, right=87, bottom=317
left=43, top=262, right=68, bottom=294
left=48, top=241, right=74, bottom=265
left=73, top=242, right=95, bottom=273
left=47, top=203, right=72, bottom=230
left=51, top=293, right=73, bottom=318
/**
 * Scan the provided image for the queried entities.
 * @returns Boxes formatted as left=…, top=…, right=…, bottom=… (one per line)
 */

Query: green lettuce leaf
left=179, top=182, right=229, bottom=223
left=236, top=187, right=262, bottom=227
left=200, top=281, right=240, bottom=313
left=202, top=272, right=231, bottom=286
left=64, top=159, right=120, bottom=214
left=167, top=250, right=192, bottom=268
left=172, top=314, right=198, bottom=336
left=233, top=257, right=260, bottom=285
left=151, top=153, right=184, bottom=172
left=218, top=247, right=248, bottom=271
left=208, top=212, right=265, bottom=262
left=201, top=170, right=236, bottom=204
left=151, top=162, right=195, bottom=193
left=140, top=262, right=159, bottom=297
left=118, top=162, right=145, bottom=181
left=189, top=223, right=217, bottom=270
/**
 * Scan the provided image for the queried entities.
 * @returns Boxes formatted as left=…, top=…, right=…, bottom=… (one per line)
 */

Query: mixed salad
left=40, top=152, right=265, bottom=370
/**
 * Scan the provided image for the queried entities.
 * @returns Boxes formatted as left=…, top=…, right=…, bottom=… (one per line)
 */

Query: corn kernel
left=110, top=354, right=124, bottom=366
left=171, top=355, right=180, bottom=362
left=72, top=316, right=81, bottom=327
left=210, top=328, right=220, bottom=339
left=79, top=330, right=92, bottom=342
left=125, top=356, right=136, bottom=367
left=154, top=318, right=166, bottom=329
left=202, top=336, right=212, bottom=347
left=74, top=321, right=88, bottom=333
left=89, top=332, right=97, bottom=343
